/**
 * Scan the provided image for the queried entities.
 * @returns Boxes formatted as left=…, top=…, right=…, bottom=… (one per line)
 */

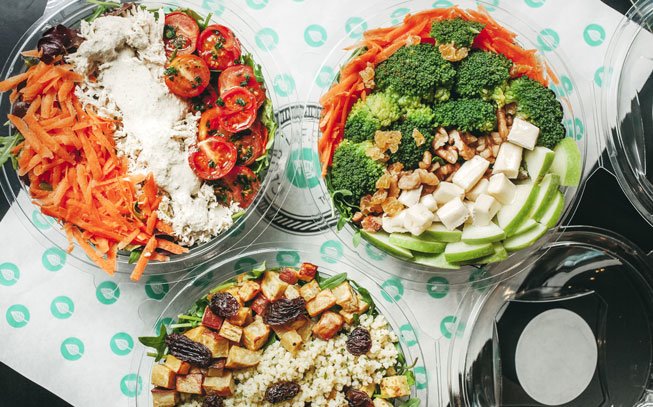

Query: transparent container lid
left=600, top=0, right=653, bottom=226
left=447, top=226, right=653, bottom=406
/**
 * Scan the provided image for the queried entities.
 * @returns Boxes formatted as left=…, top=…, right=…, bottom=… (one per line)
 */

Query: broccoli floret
left=344, top=101, right=382, bottom=143
left=433, top=99, right=497, bottom=133
left=504, top=77, right=565, bottom=148
left=364, top=92, right=401, bottom=126
left=430, top=18, right=485, bottom=49
left=455, top=51, right=512, bottom=102
left=330, top=140, right=385, bottom=203
left=405, top=104, right=435, bottom=129
left=388, top=120, right=435, bottom=170
left=375, top=43, right=456, bottom=100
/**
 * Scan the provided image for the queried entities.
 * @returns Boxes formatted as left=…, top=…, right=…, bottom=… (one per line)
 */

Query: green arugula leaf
left=397, top=399, right=420, bottom=407
left=350, top=279, right=375, bottom=315
left=263, top=332, right=278, bottom=349
left=85, top=0, right=121, bottom=22
left=138, top=324, right=168, bottom=362
left=244, top=261, right=267, bottom=281
left=209, top=279, right=237, bottom=294
left=128, top=250, right=142, bottom=264
left=318, top=272, right=348, bottom=290
left=0, top=133, right=23, bottom=168
left=405, top=369, right=416, bottom=386
left=177, top=8, right=211, bottom=31
left=241, top=54, right=264, bottom=83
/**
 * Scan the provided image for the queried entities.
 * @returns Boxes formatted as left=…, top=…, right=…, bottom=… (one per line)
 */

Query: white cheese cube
left=507, top=117, right=540, bottom=150
left=398, top=186, right=422, bottom=208
left=473, top=194, right=502, bottom=226
left=464, top=200, right=475, bottom=225
left=492, top=142, right=523, bottom=179
left=452, top=156, right=491, bottom=192
left=432, top=182, right=465, bottom=204
left=382, top=211, right=408, bottom=234
left=487, top=173, right=516, bottom=204
left=419, top=193, right=438, bottom=212
left=466, top=178, right=489, bottom=202
left=436, top=198, right=469, bottom=230
left=403, top=204, right=436, bottom=236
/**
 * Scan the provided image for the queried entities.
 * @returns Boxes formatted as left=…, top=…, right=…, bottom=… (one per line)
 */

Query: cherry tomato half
left=163, top=12, right=200, bottom=58
left=188, top=138, right=237, bottom=180
left=164, top=54, right=210, bottom=98
left=218, top=65, right=266, bottom=108
left=230, top=121, right=267, bottom=166
left=224, top=166, right=260, bottom=208
left=220, top=87, right=257, bottom=114
left=198, top=107, right=232, bottom=141
left=220, top=108, right=257, bottom=134
left=197, top=24, right=241, bottom=71
left=190, top=85, right=218, bottom=113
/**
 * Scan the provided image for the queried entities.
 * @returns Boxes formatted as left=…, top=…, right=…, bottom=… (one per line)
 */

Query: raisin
left=202, top=394, right=224, bottom=407
left=346, top=327, right=372, bottom=356
left=165, top=333, right=212, bottom=367
left=264, top=381, right=301, bottom=403
left=263, top=297, right=306, bottom=326
left=210, top=292, right=240, bottom=318
left=345, top=389, right=373, bottom=407
left=11, top=101, right=30, bottom=118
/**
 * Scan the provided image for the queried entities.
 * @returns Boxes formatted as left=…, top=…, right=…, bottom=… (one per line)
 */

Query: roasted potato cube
left=164, top=354, right=190, bottom=375
left=284, top=284, right=301, bottom=300
left=278, top=329, right=303, bottom=353
left=176, top=373, right=203, bottom=395
left=361, top=382, right=376, bottom=397
left=358, top=294, right=370, bottom=313
left=207, top=359, right=226, bottom=377
left=312, top=311, right=344, bottom=340
left=183, top=325, right=209, bottom=342
left=300, top=280, right=321, bottom=302
left=188, top=366, right=208, bottom=375
left=151, top=388, right=179, bottom=407
left=339, top=309, right=357, bottom=325
left=380, top=375, right=411, bottom=398
left=219, top=320, right=243, bottom=343
left=151, top=364, right=176, bottom=389
left=243, top=317, right=271, bottom=351
left=225, top=345, right=261, bottom=369
left=198, top=330, right=230, bottom=358
left=306, top=289, right=337, bottom=317
left=373, top=398, right=394, bottom=407
left=203, top=371, right=235, bottom=397
left=251, top=294, right=270, bottom=315
left=223, top=287, right=244, bottom=305
left=261, top=271, right=288, bottom=301
left=279, top=267, right=299, bottom=284
left=201, top=306, right=224, bottom=331
left=296, top=318, right=315, bottom=342
left=333, top=282, right=359, bottom=312
left=298, top=262, right=318, bottom=282
left=238, top=280, right=261, bottom=302
left=227, top=306, right=251, bottom=327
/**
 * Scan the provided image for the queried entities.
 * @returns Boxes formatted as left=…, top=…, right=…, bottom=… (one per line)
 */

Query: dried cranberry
left=202, top=394, right=224, bottom=407
left=11, top=101, right=30, bottom=118
left=264, top=381, right=301, bottom=403
left=346, top=327, right=372, bottom=356
left=165, top=333, right=212, bottom=367
left=263, top=297, right=306, bottom=326
left=345, top=389, right=373, bottom=407
left=209, top=292, right=240, bottom=318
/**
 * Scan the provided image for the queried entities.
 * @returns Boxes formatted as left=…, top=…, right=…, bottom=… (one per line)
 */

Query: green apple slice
left=389, top=233, right=447, bottom=254
left=413, top=253, right=460, bottom=269
left=530, top=173, right=561, bottom=221
left=496, top=183, right=539, bottom=236
left=361, top=230, right=414, bottom=259
left=503, top=223, right=548, bottom=251
left=422, top=224, right=462, bottom=242
left=539, top=191, right=565, bottom=228
left=444, top=241, right=495, bottom=263
left=477, top=242, right=509, bottom=264
left=461, top=222, right=506, bottom=244
left=514, top=218, right=538, bottom=235
left=524, top=146, right=555, bottom=182
left=549, top=137, right=582, bottom=186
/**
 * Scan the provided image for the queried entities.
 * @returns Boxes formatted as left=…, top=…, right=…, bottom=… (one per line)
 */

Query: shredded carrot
left=130, top=236, right=157, bottom=281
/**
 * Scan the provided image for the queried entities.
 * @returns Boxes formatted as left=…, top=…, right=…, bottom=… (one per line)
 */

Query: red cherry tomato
left=230, top=122, right=267, bottom=166
left=218, top=65, right=266, bottom=108
left=163, top=12, right=200, bottom=58
left=164, top=54, right=210, bottom=98
left=220, top=109, right=257, bottom=134
left=220, top=87, right=257, bottom=114
left=198, top=107, right=231, bottom=141
left=197, top=24, right=241, bottom=71
left=224, top=166, right=261, bottom=208
left=190, top=85, right=218, bottom=113
left=188, top=138, right=237, bottom=180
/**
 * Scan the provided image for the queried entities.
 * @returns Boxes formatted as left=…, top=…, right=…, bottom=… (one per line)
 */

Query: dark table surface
left=0, top=0, right=651, bottom=406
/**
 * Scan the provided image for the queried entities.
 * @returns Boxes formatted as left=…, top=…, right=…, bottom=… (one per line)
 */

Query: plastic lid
left=447, top=226, right=653, bottom=406
left=601, top=0, right=653, bottom=226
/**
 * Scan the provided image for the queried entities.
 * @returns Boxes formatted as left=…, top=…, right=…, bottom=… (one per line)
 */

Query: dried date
left=263, top=297, right=306, bottom=326
left=346, top=389, right=373, bottom=407
left=165, top=333, right=212, bottom=367
left=202, top=394, right=224, bottom=407
left=210, top=292, right=240, bottom=318
left=346, top=327, right=372, bottom=356
left=264, top=381, right=301, bottom=403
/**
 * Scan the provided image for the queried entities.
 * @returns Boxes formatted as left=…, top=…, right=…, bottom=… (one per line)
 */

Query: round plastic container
left=446, top=226, right=653, bottom=406
left=129, top=243, right=432, bottom=406
left=0, top=0, right=298, bottom=280
left=599, top=0, right=653, bottom=227
left=301, top=0, right=588, bottom=289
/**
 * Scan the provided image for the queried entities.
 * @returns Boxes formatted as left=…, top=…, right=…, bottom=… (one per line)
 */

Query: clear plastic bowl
left=0, top=0, right=298, bottom=280
left=129, top=243, right=431, bottom=406
left=302, top=0, right=588, bottom=288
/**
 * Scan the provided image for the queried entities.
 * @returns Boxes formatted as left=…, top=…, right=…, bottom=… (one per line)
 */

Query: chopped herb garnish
left=235, top=97, right=246, bottom=107
left=164, top=24, right=176, bottom=39
left=208, top=160, right=216, bottom=168
left=216, top=98, right=225, bottom=107
left=164, top=66, right=178, bottom=77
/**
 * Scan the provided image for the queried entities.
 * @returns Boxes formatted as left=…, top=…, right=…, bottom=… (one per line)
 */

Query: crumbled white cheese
left=68, top=9, right=240, bottom=246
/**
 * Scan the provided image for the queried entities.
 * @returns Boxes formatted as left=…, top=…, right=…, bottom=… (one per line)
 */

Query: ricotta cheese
left=68, top=9, right=240, bottom=246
